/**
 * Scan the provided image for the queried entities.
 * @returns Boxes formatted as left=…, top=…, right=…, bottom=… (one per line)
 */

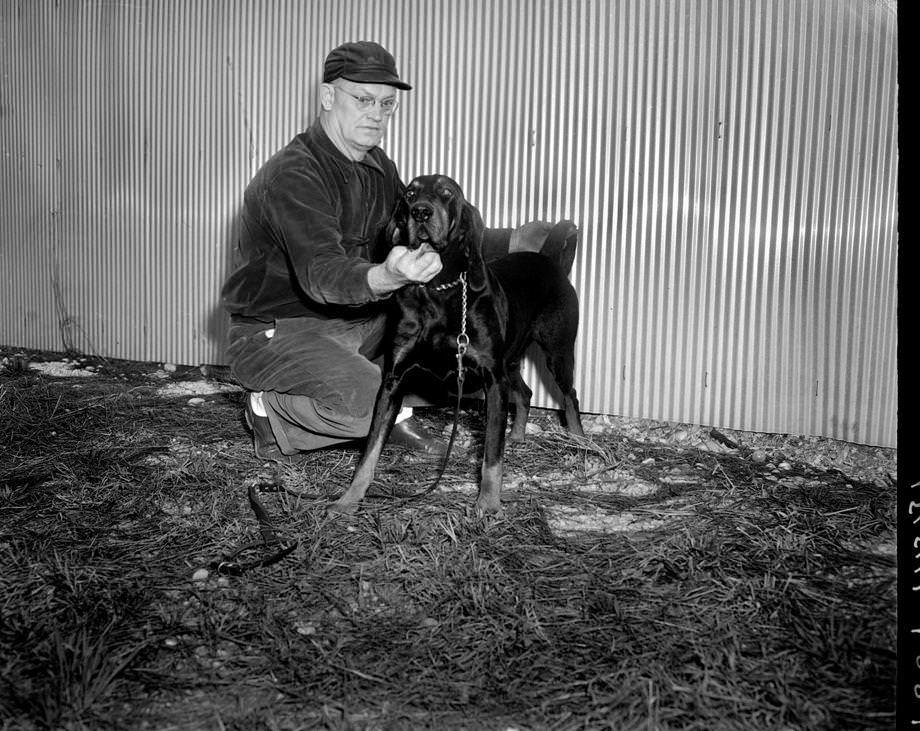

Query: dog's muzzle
left=410, top=204, right=433, bottom=222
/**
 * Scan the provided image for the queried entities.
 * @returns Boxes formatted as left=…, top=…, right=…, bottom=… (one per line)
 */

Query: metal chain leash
left=455, top=273, right=469, bottom=389
left=402, top=271, right=469, bottom=502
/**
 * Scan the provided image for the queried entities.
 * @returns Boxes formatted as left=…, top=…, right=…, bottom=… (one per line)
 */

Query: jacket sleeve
left=261, top=167, right=382, bottom=306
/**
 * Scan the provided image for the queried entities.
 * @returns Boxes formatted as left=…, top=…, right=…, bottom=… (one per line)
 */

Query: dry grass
left=0, top=350, right=896, bottom=730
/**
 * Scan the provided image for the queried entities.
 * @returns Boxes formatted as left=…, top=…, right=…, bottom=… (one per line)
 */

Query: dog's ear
left=453, top=199, right=489, bottom=291
left=386, top=196, right=410, bottom=247
left=453, top=199, right=485, bottom=251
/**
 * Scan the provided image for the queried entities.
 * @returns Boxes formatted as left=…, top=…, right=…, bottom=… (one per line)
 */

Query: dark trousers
left=227, top=314, right=387, bottom=452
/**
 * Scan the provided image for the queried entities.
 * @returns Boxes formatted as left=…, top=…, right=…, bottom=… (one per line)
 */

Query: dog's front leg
left=328, top=376, right=403, bottom=515
left=476, top=376, right=508, bottom=515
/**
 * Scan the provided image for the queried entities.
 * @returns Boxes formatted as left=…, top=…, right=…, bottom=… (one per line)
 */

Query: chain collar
left=428, top=275, right=464, bottom=292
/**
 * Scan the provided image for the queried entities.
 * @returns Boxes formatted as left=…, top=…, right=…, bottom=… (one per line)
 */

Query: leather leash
left=209, top=484, right=299, bottom=576
left=214, top=274, right=470, bottom=573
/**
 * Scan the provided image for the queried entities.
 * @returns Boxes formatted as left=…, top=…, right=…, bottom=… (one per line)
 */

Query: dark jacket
left=221, top=120, right=510, bottom=323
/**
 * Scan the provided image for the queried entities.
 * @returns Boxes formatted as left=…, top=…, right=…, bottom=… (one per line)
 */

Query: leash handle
left=208, top=485, right=299, bottom=575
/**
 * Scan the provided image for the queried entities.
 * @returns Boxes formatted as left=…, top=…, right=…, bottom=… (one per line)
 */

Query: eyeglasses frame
left=332, top=85, right=400, bottom=115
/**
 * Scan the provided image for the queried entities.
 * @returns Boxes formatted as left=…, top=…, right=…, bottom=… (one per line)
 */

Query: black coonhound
left=329, top=174, right=585, bottom=515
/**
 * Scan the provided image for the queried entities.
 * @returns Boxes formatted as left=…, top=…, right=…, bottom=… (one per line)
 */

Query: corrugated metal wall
left=0, top=0, right=898, bottom=446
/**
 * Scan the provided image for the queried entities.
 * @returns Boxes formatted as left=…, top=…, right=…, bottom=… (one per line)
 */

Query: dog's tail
left=542, top=220, right=579, bottom=276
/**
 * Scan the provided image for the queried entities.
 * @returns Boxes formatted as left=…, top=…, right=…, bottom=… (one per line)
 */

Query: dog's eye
left=405, top=190, right=416, bottom=202
left=437, top=188, right=453, bottom=199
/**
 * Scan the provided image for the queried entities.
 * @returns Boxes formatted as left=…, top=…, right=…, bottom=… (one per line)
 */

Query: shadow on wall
left=202, top=204, right=243, bottom=365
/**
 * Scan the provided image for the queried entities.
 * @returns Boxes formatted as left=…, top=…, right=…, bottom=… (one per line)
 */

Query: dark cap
left=322, top=41, right=412, bottom=90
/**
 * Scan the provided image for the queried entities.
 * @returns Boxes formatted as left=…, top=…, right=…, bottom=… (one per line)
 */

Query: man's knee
left=265, top=391, right=373, bottom=445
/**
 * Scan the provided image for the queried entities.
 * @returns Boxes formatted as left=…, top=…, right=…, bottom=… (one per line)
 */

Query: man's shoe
left=243, top=400, right=310, bottom=465
left=387, top=418, right=447, bottom=456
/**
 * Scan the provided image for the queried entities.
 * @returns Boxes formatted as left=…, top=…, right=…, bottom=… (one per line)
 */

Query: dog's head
left=388, top=174, right=484, bottom=254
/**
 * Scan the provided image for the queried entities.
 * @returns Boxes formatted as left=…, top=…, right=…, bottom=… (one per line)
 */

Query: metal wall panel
left=0, top=0, right=898, bottom=446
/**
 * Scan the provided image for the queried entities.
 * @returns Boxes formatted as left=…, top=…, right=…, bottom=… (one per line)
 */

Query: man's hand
left=367, top=244, right=442, bottom=296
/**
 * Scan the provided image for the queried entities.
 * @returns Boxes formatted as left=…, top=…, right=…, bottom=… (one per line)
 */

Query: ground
left=0, top=349, right=896, bottom=730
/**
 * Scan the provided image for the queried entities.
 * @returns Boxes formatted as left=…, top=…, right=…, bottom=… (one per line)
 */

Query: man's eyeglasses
left=334, top=86, right=399, bottom=115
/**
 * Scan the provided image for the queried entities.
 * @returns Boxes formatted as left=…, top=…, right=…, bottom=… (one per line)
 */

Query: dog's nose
left=410, top=204, right=432, bottom=222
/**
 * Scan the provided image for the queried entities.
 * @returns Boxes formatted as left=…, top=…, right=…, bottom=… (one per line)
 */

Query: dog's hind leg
left=507, top=365, right=532, bottom=443
left=544, top=350, right=585, bottom=438
left=561, top=388, right=584, bottom=438
left=477, top=378, right=509, bottom=515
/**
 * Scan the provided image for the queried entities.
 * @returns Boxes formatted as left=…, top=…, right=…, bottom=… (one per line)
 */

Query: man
left=221, top=41, right=570, bottom=463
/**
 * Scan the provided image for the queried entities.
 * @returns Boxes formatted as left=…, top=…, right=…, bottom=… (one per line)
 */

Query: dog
left=329, top=174, right=585, bottom=515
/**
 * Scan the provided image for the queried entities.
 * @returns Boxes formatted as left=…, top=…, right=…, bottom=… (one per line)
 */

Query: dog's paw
left=474, top=497, right=502, bottom=516
left=326, top=499, right=359, bottom=516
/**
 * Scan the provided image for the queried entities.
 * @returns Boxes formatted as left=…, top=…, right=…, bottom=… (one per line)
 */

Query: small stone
left=641, top=457, right=655, bottom=466
left=163, top=637, right=179, bottom=649
left=778, top=461, right=792, bottom=471
left=187, top=397, right=205, bottom=406
left=163, top=363, right=178, bottom=372
left=192, top=568, right=209, bottom=582
left=750, top=450, right=768, bottom=464
left=525, top=422, right=544, bottom=435
left=584, top=420, right=607, bottom=435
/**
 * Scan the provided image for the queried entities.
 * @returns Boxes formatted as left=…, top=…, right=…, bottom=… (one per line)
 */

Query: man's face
left=321, top=80, right=399, bottom=160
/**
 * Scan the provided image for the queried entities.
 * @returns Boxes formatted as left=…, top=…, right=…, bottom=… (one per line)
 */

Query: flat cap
left=323, top=41, right=411, bottom=90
